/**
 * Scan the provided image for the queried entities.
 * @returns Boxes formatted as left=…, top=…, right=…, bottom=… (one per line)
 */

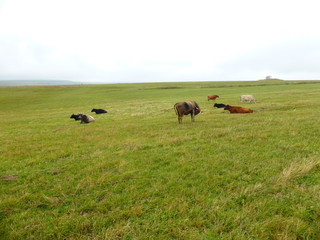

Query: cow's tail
left=173, top=103, right=178, bottom=115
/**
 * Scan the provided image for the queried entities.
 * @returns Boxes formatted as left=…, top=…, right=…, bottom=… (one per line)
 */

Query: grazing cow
left=70, top=114, right=82, bottom=121
left=91, top=108, right=107, bottom=114
left=214, top=103, right=226, bottom=108
left=240, top=95, right=256, bottom=103
left=78, top=113, right=95, bottom=124
left=207, top=95, right=219, bottom=101
left=174, top=101, right=201, bottom=124
left=224, top=105, right=253, bottom=113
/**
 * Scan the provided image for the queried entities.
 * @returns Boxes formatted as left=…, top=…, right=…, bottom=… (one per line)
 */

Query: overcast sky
left=1, top=0, right=320, bottom=83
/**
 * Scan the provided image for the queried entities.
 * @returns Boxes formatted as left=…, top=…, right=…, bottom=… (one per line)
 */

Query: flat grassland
left=1, top=80, right=320, bottom=239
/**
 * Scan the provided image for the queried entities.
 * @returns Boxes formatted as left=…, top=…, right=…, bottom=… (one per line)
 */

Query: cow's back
left=174, top=101, right=200, bottom=115
left=225, top=105, right=253, bottom=113
left=185, top=101, right=196, bottom=109
left=175, top=101, right=191, bottom=115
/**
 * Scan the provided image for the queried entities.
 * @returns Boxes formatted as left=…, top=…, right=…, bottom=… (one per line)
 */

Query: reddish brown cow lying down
left=207, top=95, right=219, bottom=101
left=224, top=105, right=253, bottom=113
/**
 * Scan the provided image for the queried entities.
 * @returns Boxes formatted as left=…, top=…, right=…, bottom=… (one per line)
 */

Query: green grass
left=1, top=80, right=320, bottom=239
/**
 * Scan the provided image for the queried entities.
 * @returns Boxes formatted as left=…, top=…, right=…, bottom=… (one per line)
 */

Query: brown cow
left=174, top=101, right=201, bottom=124
left=207, top=95, right=219, bottom=101
left=224, top=105, right=253, bottom=113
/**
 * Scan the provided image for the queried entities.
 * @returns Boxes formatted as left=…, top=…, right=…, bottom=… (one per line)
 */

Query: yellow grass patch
left=278, top=157, right=320, bottom=183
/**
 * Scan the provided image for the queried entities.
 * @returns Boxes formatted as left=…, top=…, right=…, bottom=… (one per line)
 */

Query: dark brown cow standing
left=174, top=101, right=201, bottom=124
left=224, top=105, right=253, bottom=113
left=207, top=95, right=219, bottom=101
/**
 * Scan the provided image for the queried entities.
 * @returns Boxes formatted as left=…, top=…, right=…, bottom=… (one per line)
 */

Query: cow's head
left=91, top=109, right=96, bottom=112
left=224, top=105, right=230, bottom=110
left=70, top=114, right=80, bottom=120
left=195, top=107, right=201, bottom=115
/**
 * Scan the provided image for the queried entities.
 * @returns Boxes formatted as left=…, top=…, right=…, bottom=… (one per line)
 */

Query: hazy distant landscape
left=0, top=80, right=85, bottom=86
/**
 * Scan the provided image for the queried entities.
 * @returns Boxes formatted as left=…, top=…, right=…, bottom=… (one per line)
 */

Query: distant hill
left=0, top=80, right=83, bottom=87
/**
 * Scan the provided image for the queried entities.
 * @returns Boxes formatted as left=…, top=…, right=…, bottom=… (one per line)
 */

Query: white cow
left=240, top=95, right=256, bottom=104
left=78, top=113, right=95, bottom=124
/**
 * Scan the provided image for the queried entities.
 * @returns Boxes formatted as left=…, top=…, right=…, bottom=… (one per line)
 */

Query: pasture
left=1, top=80, right=320, bottom=239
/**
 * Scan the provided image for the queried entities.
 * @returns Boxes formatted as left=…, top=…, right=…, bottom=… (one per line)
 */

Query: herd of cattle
left=174, top=94, right=256, bottom=124
left=70, top=95, right=256, bottom=124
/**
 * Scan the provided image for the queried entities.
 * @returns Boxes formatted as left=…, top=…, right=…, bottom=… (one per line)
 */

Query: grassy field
left=1, top=80, right=320, bottom=239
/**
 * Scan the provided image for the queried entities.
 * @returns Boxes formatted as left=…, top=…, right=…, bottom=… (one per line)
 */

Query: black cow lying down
left=91, top=108, right=107, bottom=114
left=70, top=114, right=81, bottom=120
left=214, top=103, right=227, bottom=108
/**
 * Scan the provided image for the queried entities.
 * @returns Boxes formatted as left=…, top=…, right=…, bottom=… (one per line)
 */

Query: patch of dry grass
left=278, top=157, right=320, bottom=183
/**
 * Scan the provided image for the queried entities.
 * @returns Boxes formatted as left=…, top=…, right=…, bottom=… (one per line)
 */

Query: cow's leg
left=178, top=113, right=182, bottom=124
left=191, top=110, right=195, bottom=122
